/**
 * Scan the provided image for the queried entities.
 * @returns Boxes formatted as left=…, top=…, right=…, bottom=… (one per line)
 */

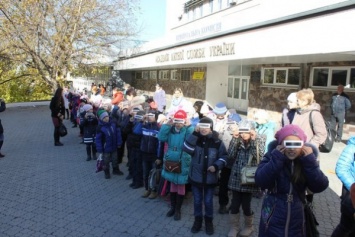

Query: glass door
left=227, top=76, right=249, bottom=112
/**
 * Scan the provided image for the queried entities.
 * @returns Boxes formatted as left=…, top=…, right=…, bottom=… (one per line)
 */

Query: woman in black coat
left=50, top=88, right=65, bottom=146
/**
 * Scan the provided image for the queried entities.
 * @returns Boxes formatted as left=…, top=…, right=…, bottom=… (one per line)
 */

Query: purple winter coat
left=255, top=141, right=329, bottom=237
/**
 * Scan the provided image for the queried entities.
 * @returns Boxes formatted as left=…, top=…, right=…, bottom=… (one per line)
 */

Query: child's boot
left=228, top=213, right=240, bottom=237
left=239, top=214, right=254, bottom=237
left=205, top=216, right=214, bottom=235
left=190, top=216, right=203, bottom=233
left=166, top=192, right=176, bottom=217
left=174, top=194, right=184, bottom=221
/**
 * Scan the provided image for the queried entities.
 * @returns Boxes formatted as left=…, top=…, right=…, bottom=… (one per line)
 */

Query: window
left=150, top=71, right=157, bottom=80
left=262, top=67, right=300, bottom=85
left=181, top=69, right=191, bottom=82
left=136, top=71, right=142, bottom=79
left=171, top=70, right=179, bottom=80
left=218, top=0, right=222, bottom=10
left=142, top=71, right=149, bottom=80
left=311, top=67, right=355, bottom=88
left=159, top=70, right=169, bottom=80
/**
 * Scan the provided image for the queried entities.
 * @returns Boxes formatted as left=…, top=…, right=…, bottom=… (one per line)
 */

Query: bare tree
left=0, top=0, right=140, bottom=90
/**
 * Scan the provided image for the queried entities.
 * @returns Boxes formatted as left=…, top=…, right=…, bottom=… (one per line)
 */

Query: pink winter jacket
left=292, top=103, right=327, bottom=148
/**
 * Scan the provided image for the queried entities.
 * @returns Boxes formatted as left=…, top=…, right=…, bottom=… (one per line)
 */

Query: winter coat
left=111, top=91, right=124, bottom=106
left=256, top=121, right=276, bottom=153
left=335, top=136, right=355, bottom=216
left=140, top=122, right=160, bottom=155
left=158, top=124, right=194, bottom=185
left=126, top=120, right=143, bottom=149
left=213, top=118, right=237, bottom=168
left=0, top=100, right=6, bottom=134
left=50, top=96, right=65, bottom=118
left=331, top=92, right=351, bottom=115
left=292, top=103, right=327, bottom=148
left=281, top=108, right=296, bottom=127
left=228, top=136, right=265, bottom=193
left=183, top=131, right=227, bottom=187
left=95, top=119, right=122, bottom=153
left=82, top=113, right=98, bottom=144
left=255, top=141, right=329, bottom=237
left=336, top=136, right=355, bottom=191
left=111, top=107, right=131, bottom=136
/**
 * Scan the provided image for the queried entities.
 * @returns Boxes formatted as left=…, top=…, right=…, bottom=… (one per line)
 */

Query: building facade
left=114, top=0, right=355, bottom=133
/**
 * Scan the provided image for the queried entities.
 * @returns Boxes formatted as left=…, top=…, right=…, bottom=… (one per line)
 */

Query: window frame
left=142, top=71, right=149, bottom=80
left=181, top=69, right=191, bottom=82
left=171, top=70, right=179, bottom=80
left=262, top=67, right=300, bottom=86
left=150, top=71, right=157, bottom=80
left=159, top=70, right=169, bottom=80
left=310, top=66, right=355, bottom=88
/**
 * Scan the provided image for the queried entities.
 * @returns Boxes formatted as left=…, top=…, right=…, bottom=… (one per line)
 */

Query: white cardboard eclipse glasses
left=284, top=140, right=304, bottom=148
left=134, top=115, right=144, bottom=120
left=197, top=123, right=211, bottom=129
left=173, top=118, right=185, bottom=124
left=239, top=128, right=250, bottom=133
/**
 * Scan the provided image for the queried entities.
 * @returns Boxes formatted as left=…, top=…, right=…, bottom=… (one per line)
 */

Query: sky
left=136, top=0, right=167, bottom=42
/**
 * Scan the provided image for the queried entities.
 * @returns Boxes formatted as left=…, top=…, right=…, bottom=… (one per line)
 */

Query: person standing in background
left=0, top=98, right=6, bottom=157
left=50, top=88, right=65, bottom=146
left=330, top=84, right=351, bottom=142
left=153, top=83, right=166, bottom=113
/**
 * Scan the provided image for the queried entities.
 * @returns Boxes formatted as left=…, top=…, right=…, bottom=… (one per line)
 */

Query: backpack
left=309, top=110, right=335, bottom=153
left=148, top=166, right=162, bottom=191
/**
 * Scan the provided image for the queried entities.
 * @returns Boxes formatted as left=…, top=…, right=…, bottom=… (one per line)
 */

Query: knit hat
left=238, top=119, right=256, bottom=131
left=82, top=104, right=93, bottom=112
left=97, top=110, right=109, bottom=121
left=287, top=92, right=297, bottom=103
left=200, top=103, right=210, bottom=114
left=275, top=124, right=307, bottom=144
left=174, top=110, right=187, bottom=119
left=213, top=102, right=228, bottom=115
left=199, top=117, right=214, bottom=130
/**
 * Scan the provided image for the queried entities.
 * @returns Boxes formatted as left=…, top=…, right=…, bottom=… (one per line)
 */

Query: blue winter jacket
left=336, top=136, right=355, bottom=191
left=158, top=124, right=194, bottom=185
left=140, top=122, right=160, bottom=155
left=95, top=119, right=122, bottom=153
left=183, top=131, right=228, bottom=187
left=255, top=141, right=329, bottom=237
left=331, top=92, right=351, bottom=114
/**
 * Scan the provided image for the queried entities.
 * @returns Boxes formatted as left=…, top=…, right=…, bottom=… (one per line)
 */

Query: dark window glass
left=276, top=70, right=286, bottom=83
left=331, top=70, right=347, bottom=86
left=312, top=68, right=328, bottom=87
left=263, top=69, right=274, bottom=84
left=288, top=69, right=300, bottom=85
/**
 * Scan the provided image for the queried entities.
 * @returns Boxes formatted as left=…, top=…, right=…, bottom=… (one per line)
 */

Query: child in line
left=140, top=111, right=161, bottom=199
left=82, top=104, right=98, bottom=161
left=255, top=124, right=329, bottom=237
left=227, top=119, right=265, bottom=237
left=157, top=110, right=194, bottom=221
left=183, top=117, right=228, bottom=235
left=96, top=109, right=122, bottom=179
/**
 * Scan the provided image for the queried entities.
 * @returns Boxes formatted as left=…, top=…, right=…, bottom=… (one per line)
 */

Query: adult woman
left=50, top=88, right=65, bottom=146
left=255, top=125, right=329, bottom=237
left=292, top=88, right=327, bottom=204
left=227, top=119, right=265, bottom=237
left=157, top=110, right=194, bottom=221
left=292, top=88, right=327, bottom=149
left=166, top=88, right=194, bottom=117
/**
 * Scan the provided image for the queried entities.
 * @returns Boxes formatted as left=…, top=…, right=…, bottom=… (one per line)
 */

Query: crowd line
left=47, top=83, right=355, bottom=236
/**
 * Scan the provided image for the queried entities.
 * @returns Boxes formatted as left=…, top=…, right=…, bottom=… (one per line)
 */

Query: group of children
left=62, top=87, right=330, bottom=237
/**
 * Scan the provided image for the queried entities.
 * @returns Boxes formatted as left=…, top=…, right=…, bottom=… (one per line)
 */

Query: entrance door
left=227, top=76, right=249, bottom=112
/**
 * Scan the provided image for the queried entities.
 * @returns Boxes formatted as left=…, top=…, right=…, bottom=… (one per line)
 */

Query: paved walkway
left=0, top=102, right=346, bottom=237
